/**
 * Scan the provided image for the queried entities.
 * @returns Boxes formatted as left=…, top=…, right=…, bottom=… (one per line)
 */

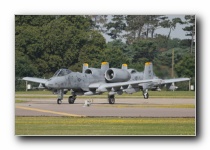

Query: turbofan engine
left=105, top=68, right=131, bottom=83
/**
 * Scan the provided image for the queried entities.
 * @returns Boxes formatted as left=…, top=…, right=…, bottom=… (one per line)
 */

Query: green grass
left=15, top=117, right=195, bottom=136
left=15, top=91, right=195, bottom=99
left=15, top=100, right=27, bottom=103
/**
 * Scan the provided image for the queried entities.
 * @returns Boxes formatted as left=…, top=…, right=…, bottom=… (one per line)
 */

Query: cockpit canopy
left=53, top=69, right=72, bottom=77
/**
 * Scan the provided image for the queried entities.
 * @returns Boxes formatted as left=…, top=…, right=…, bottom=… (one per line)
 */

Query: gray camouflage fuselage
left=46, top=72, right=104, bottom=92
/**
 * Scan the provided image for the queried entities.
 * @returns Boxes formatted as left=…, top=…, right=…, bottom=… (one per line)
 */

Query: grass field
left=15, top=91, right=195, bottom=99
left=15, top=117, right=195, bottom=136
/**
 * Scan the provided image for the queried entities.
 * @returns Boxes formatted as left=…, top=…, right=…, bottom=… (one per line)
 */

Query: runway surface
left=15, top=98, right=195, bottom=118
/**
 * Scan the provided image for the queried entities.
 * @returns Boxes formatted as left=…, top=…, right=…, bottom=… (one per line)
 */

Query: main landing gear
left=143, top=89, right=149, bottom=99
left=57, top=95, right=77, bottom=104
left=108, top=95, right=115, bottom=104
left=56, top=89, right=76, bottom=104
left=68, top=95, right=76, bottom=104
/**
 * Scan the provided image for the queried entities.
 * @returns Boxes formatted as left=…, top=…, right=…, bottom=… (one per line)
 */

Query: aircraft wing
left=90, top=79, right=161, bottom=92
left=161, top=78, right=190, bottom=84
left=22, top=77, right=48, bottom=84
left=90, top=78, right=190, bottom=93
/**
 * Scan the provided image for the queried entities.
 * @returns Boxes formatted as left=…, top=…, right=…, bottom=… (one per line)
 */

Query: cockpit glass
left=53, top=69, right=72, bottom=77
left=53, top=70, right=60, bottom=77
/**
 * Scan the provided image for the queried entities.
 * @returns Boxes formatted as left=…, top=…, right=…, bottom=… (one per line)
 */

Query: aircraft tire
left=57, top=99, right=62, bottom=104
left=108, top=95, right=115, bottom=104
left=68, top=96, right=75, bottom=104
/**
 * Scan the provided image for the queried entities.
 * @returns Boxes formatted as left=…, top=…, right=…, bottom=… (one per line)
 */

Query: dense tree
left=183, top=15, right=195, bottom=53
left=106, top=39, right=133, bottom=60
left=175, top=54, right=195, bottom=78
left=130, top=39, right=157, bottom=63
left=142, top=15, right=167, bottom=39
left=105, top=15, right=126, bottom=40
left=77, top=30, right=106, bottom=69
left=159, top=17, right=183, bottom=48
left=15, top=15, right=56, bottom=26
left=89, top=15, right=108, bottom=32
left=124, top=15, right=147, bottom=43
left=102, top=47, right=130, bottom=68
left=15, top=15, right=106, bottom=77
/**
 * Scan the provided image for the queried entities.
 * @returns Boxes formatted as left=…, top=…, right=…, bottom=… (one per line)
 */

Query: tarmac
left=15, top=98, right=195, bottom=118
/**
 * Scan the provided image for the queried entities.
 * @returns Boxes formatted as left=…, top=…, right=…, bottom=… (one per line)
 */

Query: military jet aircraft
left=22, top=62, right=190, bottom=104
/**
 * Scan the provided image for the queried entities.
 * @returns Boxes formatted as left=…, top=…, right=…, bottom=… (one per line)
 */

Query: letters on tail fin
left=101, top=62, right=109, bottom=73
left=82, top=63, right=89, bottom=73
left=143, top=62, right=154, bottom=80
left=121, top=64, right=128, bottom=70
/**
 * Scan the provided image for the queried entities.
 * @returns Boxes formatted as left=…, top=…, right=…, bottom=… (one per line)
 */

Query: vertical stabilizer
left=122, top=64, right=128, bottom=70
left=143, top=62, right=154, bottom=79
left=101, top=62, right=109, bottom=73
left=82, top=63, right=89, bottom=73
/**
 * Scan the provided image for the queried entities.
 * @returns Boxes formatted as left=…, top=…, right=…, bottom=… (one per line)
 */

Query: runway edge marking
left=16, top=105, right=85, bottom=117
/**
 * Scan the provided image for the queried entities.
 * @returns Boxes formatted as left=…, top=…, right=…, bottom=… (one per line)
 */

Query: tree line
left=15, top=15, right=195, bottom=91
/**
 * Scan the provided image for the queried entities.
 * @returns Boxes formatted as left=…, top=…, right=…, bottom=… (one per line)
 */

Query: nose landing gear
left=57, top=89, right=64, bottom=104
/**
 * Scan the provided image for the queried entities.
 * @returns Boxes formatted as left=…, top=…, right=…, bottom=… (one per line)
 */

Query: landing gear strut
left=57, top=89, right=64, bottom=104
left=108, top=95, right=115, bottom=104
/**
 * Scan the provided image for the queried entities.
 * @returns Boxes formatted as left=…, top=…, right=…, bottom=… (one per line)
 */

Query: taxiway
left=15, top=98, right=195, bottom=118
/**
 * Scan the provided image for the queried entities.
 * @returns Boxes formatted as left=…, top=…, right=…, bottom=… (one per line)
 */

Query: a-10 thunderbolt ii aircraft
left=22, top=62, right=190, bottom=104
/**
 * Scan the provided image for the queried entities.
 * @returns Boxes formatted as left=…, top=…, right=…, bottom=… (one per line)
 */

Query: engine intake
left=84, top=68, right=103, bottom=76
left=105, top=68, right=131, bottom=82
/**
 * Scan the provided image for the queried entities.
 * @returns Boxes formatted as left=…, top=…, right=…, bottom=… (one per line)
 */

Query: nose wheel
left=57, top=89, right=64, bottom=104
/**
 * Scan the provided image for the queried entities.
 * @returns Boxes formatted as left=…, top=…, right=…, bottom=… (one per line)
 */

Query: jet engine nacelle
left=105, top=68, right=131, bottom=83
left=84, top=68, right=104, bottom=76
